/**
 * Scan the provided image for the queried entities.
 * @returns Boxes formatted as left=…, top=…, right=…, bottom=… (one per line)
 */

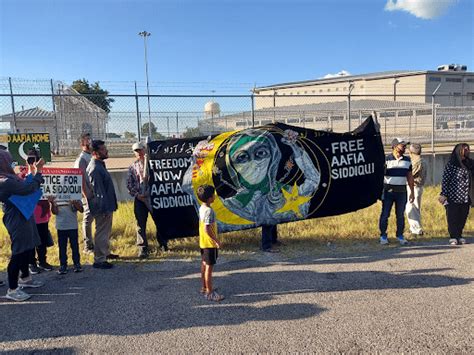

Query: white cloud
left=322, top=70, right=351, bottom=79
left=384, top=0, right=457, bottom=19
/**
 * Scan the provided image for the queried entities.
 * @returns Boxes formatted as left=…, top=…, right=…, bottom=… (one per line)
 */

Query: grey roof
left=255, top=69, right=474, bottom=91
left=0, top=107, right=54, bottom=120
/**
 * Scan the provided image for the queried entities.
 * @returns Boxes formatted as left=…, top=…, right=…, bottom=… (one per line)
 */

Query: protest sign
left=147, top=116, right=385, bottom=239
left=40, top=167, right=82, bottom=201
left=0, top=133, right=51, bottom=164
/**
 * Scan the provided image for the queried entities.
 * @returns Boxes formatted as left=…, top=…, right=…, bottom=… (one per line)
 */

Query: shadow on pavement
left=0, top=239, right=471, bottom=343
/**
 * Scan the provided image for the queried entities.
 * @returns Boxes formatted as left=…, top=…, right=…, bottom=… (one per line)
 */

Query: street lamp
left=138, top=30, right=152, bottom=139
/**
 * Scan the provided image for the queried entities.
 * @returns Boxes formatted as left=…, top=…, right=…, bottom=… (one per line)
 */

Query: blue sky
left=1, top=0, right=473, bottom=94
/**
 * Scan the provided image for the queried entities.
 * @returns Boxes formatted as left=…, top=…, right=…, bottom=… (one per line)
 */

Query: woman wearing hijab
left=439, top=143, right=473, bottom=245
left=0, top=150, right=45, bottom=301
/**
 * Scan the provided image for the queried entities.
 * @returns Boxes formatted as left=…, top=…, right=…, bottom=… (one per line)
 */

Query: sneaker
left=459, top=238, right=468, bottom=245
left=205, top=290, right=225, bottom=302
left=397, top=237, right=409, bottom=246
left=57, top=266, right=68, bottom=275
left=380, top=236, right=389, bottom=245
left=18, top=277, right=44, bottom=288
left=73, top=265, right=83, bottom=273
left=106, top=253, right=120, bottom=260
left=93, top=261, right=114, bottom=269
left=29, top=264, right=41, bottom=275
left=5, top=288, right=31, bottom=302
left=38, top=262, right=54, bottom=271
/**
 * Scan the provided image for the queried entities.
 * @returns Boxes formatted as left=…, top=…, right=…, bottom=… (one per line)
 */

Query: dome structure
left=204, top=101, right=220, bottom=117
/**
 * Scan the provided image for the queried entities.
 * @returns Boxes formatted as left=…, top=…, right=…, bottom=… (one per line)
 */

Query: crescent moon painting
left=18, top=142, right=29, bottom=161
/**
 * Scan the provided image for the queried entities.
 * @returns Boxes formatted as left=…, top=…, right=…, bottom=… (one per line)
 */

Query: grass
left=0, top=186, right=472, bottom=271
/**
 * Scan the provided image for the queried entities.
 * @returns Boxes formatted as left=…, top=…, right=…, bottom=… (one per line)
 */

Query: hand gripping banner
left=147, top=116, right=385, bottom=239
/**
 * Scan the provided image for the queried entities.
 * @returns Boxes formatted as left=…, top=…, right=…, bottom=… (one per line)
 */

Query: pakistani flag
left=2, top=133, right=52, bottom=164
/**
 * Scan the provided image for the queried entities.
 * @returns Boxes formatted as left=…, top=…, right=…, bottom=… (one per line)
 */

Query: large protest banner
left=148, top=116, right=385, bottom=239
left=0, top=133, right=52, bottom=164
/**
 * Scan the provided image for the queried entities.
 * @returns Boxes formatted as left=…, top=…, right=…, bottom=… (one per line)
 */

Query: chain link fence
left=1, top=78, right=473, bottom=158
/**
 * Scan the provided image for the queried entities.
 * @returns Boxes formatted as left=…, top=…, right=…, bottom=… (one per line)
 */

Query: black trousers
left=136, top=198, right=168, bottom=250
left=446, top=203, right=470, bottom=240
left=29, top=222, right=50, bottom=265
left=135, top=198, right=150, bottom=252
left=58, top=229, right=80, bottom=267
left=8, top=249, right=31, bottom=290
left=261, top=225, right=278, bottom=250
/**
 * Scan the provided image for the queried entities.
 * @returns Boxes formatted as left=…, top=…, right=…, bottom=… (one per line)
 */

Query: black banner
left=148, top=116, right=385, bottom=239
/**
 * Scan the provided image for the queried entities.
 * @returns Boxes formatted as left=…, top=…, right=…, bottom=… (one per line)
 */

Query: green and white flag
left=0, top=133, right=52, bottom=164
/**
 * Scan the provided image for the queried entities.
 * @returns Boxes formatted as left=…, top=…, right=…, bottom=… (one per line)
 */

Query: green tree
left=141, top=122, right=165, bottom=141
left=123, top=131, right=137, bottom=140
left=71, top=79, right=115, bottom=113
left=181, top=126, right=201, bottom=138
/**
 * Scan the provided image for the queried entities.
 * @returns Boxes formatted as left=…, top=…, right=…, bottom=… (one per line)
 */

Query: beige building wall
left=254, top=71, right=474, bottom=109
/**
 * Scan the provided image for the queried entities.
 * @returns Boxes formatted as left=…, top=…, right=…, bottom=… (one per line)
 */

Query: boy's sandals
left=205, top=290, right=225, bottom=302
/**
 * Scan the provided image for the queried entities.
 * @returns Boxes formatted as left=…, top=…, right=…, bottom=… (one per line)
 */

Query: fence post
left=251, top=94, right=255, bottom=128
left=50, top=79, right=60, bottom=154
left=347, top=83, right=354, bottom=131
left=431, top=84, right=441, bottom=184
left=176, top=112, right=179, bottom=138
left=8, top=77, right=17, bottom=133
left=134, top=81, right=141, bottom=141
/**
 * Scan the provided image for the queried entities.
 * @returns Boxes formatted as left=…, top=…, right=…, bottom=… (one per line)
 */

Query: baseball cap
left=132, top=142, right=145, bottom=151
left=391, top=137, right=409, bottom=148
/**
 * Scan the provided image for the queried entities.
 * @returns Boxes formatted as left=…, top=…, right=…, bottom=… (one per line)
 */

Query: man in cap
left=405, top=143, right=427, bottom=236
left=379, top=138, right=415, bottom=245
left=126, top=142, right=168, bottom=258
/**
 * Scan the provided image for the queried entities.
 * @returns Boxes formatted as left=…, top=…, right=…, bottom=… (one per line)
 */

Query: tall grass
left=0, top=186, right=472, bottom=270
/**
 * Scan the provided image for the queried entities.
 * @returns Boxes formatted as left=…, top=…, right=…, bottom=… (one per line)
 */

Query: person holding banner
left=379, top=138, right=415, bottom=245
left=74, top=133, right=94, bottom=254
left=0, top=150, right=45, bottom=301
left=87, top=140, right=118, bottom=269
left=50, top=197, right=84, bottom=274
left=127, top=142, right=168, bottom=258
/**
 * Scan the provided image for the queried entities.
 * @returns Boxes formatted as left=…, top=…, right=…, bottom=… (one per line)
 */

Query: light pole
left=138, top=30, right=152, bottom=139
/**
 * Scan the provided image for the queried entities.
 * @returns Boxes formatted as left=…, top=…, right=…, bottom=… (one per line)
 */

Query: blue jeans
left=58, top=229, right=80, bottom=267
left=379, top=190, right=407, bottom=237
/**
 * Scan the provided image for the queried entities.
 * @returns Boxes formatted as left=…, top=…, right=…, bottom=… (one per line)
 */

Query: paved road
left=1, top=240, right=473, bottom=353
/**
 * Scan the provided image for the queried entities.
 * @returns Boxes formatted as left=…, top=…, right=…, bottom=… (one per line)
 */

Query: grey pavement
left=0, top=239, right=473, bottom=354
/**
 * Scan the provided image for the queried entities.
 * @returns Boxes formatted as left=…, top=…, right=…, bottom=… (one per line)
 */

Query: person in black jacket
left=439, top=143, right=473, bottom=245
left=86, top=140, right=119, bottom=269
left=0, top=150, right=45, bottom=301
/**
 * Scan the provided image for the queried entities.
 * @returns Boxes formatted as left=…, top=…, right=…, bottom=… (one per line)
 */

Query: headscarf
left=225, top=129, right=282, bottom=207
left=449, top=143, right=471, bottom=169
left=0, top=150, right=20, bottom=181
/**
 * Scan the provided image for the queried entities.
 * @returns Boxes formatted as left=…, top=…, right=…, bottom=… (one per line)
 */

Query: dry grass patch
left=0, top=186, right=472, bottom=270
